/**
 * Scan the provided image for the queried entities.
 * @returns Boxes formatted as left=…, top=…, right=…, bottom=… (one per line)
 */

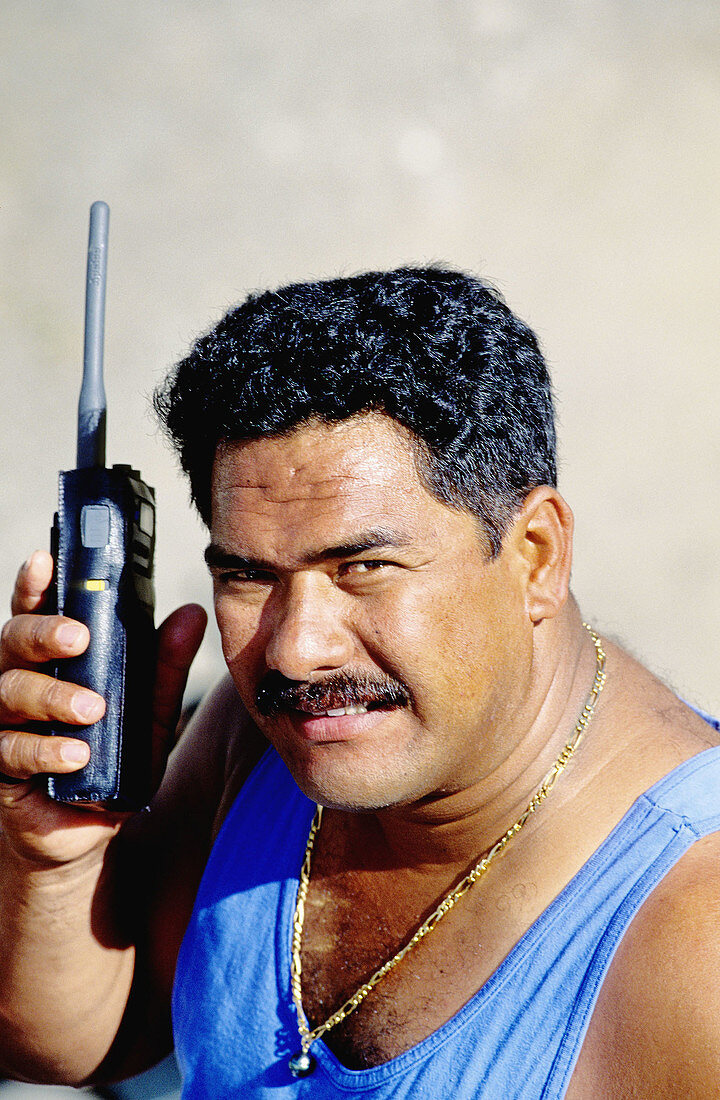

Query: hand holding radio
left=0, top=551, right=206, bottom=859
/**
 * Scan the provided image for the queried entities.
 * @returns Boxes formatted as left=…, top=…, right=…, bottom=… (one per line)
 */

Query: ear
left=506, top=486, right=574, bottom=624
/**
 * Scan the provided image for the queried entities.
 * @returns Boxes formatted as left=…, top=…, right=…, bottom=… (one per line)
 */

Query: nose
left=264, top=574, right=354, bottom=681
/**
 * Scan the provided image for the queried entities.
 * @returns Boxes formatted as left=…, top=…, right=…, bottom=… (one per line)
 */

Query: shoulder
left=573, top=830, right=720, bottom=1098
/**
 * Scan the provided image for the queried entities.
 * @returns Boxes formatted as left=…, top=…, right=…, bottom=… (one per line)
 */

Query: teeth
left=324, top=705, right=368, bottom=717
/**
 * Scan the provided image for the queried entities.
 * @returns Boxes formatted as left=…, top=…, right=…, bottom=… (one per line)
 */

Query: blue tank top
left=173, top=731, right=720, bottom=1099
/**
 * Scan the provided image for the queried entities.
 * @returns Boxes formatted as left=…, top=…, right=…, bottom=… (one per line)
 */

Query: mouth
left=254, top=669, right=412, bottom=745
left=281, top=700, right=403, bottom=743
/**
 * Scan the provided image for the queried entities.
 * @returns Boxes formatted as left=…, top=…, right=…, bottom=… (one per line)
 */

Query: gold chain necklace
left=288, top=624, right=607, bottom=1077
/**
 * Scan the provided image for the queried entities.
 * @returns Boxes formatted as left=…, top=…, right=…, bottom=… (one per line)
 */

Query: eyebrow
left=204, top=527, right=415, bottom=571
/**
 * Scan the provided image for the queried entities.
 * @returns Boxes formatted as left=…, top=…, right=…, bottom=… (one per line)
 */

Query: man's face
left=208, top=414, right=534, bottom=812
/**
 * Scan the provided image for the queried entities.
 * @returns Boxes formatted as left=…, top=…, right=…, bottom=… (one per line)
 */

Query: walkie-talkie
left=48, top=202, right=156, bottom=810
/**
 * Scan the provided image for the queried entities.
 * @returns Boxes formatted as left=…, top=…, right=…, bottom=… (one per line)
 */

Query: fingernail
left=73, top=694, right=102, bottom=720
left=60, top=742, right=90, bottom=764
left=58, top=623, right=84, bottom=647
left=22, top=554, right=37, bottom=572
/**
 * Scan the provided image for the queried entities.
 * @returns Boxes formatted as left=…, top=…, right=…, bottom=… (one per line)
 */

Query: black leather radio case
left=47, top=465, right=156, bottom=809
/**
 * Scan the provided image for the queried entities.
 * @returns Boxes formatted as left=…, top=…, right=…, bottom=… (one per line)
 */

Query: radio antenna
left=76, top=201, right=109, bottom=468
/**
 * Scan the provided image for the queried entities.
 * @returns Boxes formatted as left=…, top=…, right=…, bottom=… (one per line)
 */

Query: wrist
left=0, top=795, right=119, bottom=874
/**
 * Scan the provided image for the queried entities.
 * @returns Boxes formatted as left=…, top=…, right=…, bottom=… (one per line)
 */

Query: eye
left=213, top=567, right=276, bottom=586
left=339, top=560, right=393, bottom=577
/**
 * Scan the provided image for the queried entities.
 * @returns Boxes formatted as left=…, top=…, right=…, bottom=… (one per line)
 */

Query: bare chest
left=297, top=857, right=540, bottom=1070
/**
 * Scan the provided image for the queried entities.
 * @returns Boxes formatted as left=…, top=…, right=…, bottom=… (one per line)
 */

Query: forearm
left=0, top=834, right=134, bottom=1084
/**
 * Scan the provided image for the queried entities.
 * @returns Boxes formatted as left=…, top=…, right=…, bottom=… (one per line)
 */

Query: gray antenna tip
left=77, top=202, right=110, bottom=468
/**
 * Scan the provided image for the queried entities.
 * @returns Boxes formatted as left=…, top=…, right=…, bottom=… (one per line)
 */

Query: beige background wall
left=2, top=0, right=718, bottom=713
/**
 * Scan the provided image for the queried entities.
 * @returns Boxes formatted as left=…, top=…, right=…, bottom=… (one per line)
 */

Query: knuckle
left=0, top=668, right=23, bottom=712
left=15, top=733, right=38, bottom=774
left=0, top=614, right=55, bottom=669
left=24, top=614, right=59, bottom=658
left=28, top=614, right=49, bottom=651
left=0, top=729, right=50, bottom=778
left=0, top=730, right=26, bottom=775
left=42, top=676, right=66, bottom=716
left=0, top=669, right=69, bottom=725
left=31, top=736, right=55, bottom=773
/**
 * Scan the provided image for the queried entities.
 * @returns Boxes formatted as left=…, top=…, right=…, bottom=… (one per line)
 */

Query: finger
left=11, top=551, right=54, bottom=616
left=0, top=668, right=105, bottom=727
left=0, top=729, right=90, bottom=780
left=153, top=604, right=208, bottom=734
left=152, top=604, right=207, bottom=777
left=1, top=614, right=89, bottom=672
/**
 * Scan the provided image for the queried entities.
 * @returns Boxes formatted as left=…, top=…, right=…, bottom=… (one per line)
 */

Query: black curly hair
left=154, top=265, right=556, bottom=556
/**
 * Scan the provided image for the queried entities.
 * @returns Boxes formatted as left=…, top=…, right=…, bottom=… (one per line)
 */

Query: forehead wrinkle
left=213, top=418, right=423, bottom=509
left=215, top=471, right=389, bottom=507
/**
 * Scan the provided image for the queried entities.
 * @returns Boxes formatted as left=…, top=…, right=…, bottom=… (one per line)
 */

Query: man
left=0, top=266, right=719, bottom=1097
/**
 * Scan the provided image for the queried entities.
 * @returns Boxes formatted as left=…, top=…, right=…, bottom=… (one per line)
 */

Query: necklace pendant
left=288, top=1050, right=316, bottom=1077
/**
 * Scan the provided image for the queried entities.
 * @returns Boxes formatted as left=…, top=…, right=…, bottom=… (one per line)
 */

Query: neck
left=355, top=603, right=601, bottom=872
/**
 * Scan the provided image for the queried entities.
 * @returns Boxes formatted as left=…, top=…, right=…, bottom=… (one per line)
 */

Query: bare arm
left=0, top=551, right=209, bottom=1084
left=569, top=831, right=720, bottom=1098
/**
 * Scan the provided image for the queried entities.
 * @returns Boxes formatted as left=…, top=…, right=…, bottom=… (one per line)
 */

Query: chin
left=279, top=741, right=429, bottom=813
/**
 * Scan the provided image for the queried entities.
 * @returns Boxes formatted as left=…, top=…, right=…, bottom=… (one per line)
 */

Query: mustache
left=255, top=669, right=412, bottom=717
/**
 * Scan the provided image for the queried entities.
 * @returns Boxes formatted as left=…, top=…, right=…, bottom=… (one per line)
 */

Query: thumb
left=152, top=603, right=207, bottom=780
